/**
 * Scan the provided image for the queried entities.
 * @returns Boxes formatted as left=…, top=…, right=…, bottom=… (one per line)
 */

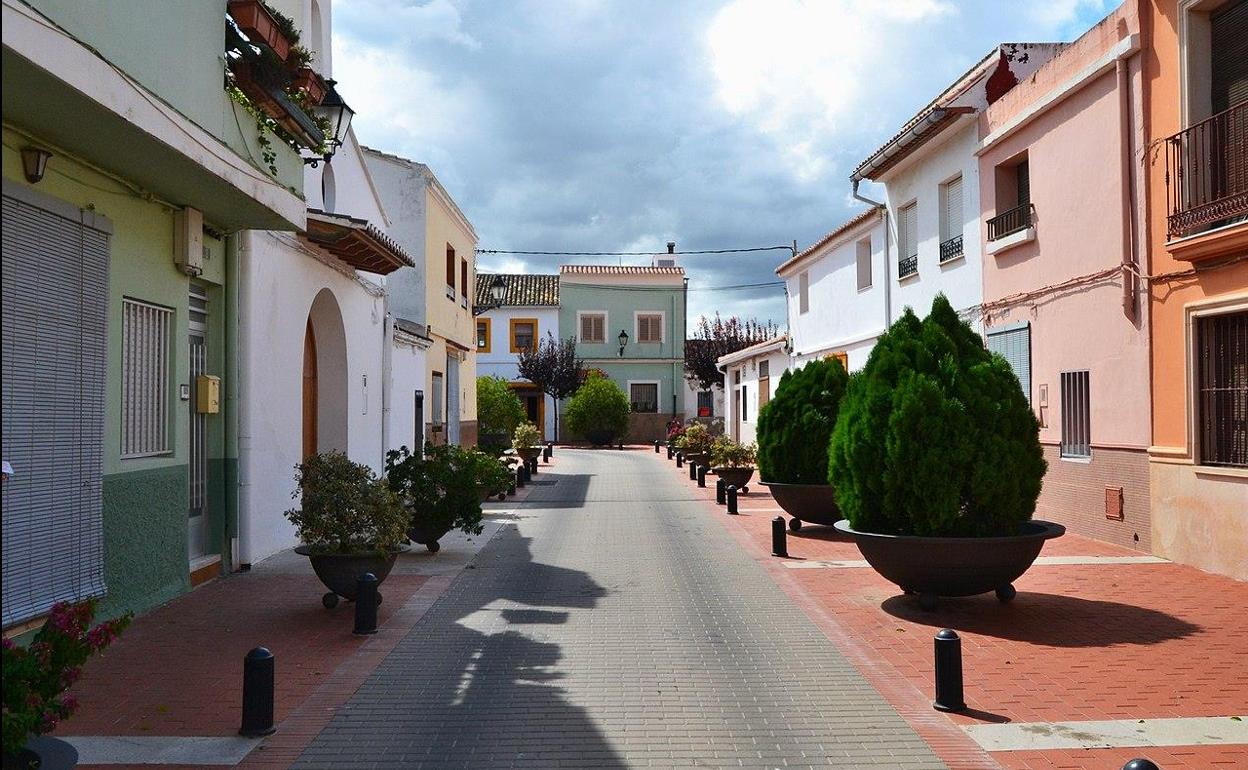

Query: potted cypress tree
left=709, top=436, right=757, bottom=492
left=287, top=452, right=409, bottom=609
left=830, top=295, right=1061, bottom=609
left=756, top=357, right=848, bottom=531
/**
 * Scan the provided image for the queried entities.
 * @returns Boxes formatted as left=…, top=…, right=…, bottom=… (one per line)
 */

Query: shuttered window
left=445, top=245, right=455, bottom=291
left=856, top=238, right=872, bottom=290
left=2, top=185, right=110, bottom=626
left=121, top=298, right=173, bottom=458
left=940, top=175, right=964, bottom=263
left=799, top=271, right=810, bottom=313
left=1060, top=370, right=1091, bottom=458
left=580, top=312, right=605, bottom=343
left=637, top=313, right=663, bottom=343
left=987, top=322, right=1031, bottom=404
left=759, top=361, right=771, bottom=408
left=898, top=202, right=918, bottom=278
left=1016, top=162, right=1031, bottom=208
left=1211, top=0, right=1248, bottom=114
left=431, top=371, right=444, bottom=426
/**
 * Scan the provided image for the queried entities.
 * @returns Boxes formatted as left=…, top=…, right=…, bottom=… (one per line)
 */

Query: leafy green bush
left=385, top=444, right=486, bottom=539
left=674, top=422, right=713, bottom=454
left=710, top=436, right=756, bottom=468
left=468, top=448, right=513, bottom=499
left=828, top=295, right=1046, bottom=537
left=286, top=452, right=407, bottom=553
left=564, top=376, right=629, bottom=443
left=756, top=357, right=848, bottom=484
left=477, top=376, right=525, bottom=454
left=513, top=421, right=542, bottom=451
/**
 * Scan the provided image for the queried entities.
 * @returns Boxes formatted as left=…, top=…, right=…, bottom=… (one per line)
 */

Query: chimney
left=667, top=242, right=676, bottom=254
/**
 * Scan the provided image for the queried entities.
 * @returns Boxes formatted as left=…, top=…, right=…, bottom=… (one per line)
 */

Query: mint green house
left=2, top=1, right=309, bottom=630
left=558, top=261, right=687, bottom=442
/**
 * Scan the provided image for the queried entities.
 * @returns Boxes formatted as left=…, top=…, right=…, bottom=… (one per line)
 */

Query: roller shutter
left=987, top=322, right=1031, bottom=405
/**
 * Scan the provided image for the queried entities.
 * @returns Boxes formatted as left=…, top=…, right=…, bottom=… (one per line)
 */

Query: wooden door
left=302, top=319, right=318, bottom=459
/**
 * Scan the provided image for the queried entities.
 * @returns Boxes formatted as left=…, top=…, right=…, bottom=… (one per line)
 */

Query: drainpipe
left=852, top=180, right=891, bottom=329
left=235, top=230, right=255, bottom=568
left=223, top=231, right=241, bottom=572
left=1117, top=57, right=1138, bottom=323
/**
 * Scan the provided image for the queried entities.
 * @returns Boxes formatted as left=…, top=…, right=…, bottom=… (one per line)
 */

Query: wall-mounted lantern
left=618, top=329, right=629, bottom=357
left=305, top=80, right=355, bottom=166
left=21, top=147, right=52, bottom=183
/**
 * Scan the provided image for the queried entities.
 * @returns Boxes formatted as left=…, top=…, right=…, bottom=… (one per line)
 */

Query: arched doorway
left=303, top=288, right=348, bottom=457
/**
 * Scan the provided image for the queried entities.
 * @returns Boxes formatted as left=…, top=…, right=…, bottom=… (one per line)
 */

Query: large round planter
left=585, top=429, right=615, bottom=447
left=682, top=451, right=710, bottom=466
left=408, top=517, right=452, bottom=554
left=517, top=446, right=542, bottom=463
left=833, top=519, right=1066, bottom=607
left=761, top=482, right=840, bottom=530
left=712, top=467, right=754, bottom=493
left=4, top=736, right=78, bottom=770
left=295, top=546, right=406, bottom=609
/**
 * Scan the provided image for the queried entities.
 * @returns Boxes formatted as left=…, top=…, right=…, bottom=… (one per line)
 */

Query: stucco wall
left=722, top=347, right=791, bottom=445
left=1149, top=462, right=1247, bottom=581
left=387, top=334, right=428, bottom=454
left=477, top=305, right=560, bottom=439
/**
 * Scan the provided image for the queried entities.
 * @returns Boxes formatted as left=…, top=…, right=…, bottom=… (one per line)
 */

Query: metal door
left=188, top=286, right=208, bottom=560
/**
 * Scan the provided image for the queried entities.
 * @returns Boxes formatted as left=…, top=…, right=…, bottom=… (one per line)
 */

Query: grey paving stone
left=293, top=449, right=945, bottom=770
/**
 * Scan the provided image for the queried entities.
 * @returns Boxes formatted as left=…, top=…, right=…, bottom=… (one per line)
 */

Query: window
left=121, top=298, right=173, bottom=457
left=939, top=176, right=964, bottom=262
left=445, top=245, right=455, bottom=296
left=989, top=156, right=1034, bottom=240
left=798, top=271, right=810, bottom=314
left=431, top=371, right=444, bottom=427
left=629, top=382, right=658, bottom=413
left=1060, top=370, right=1091, bottom=458
left=579, top=312, right=606, bottom=343
left=733, top=368, right=741, bottom=385
left=740, top=384, right=748, bottom=421
left=1196, top=310, right=1247, bottom=467
left=987, top=323, right=1031, bottom=404
left=460, top=258, right=469, bottom=306
left=759, top=360, right=771, bottom=408
left=898, top=202, right=918, bottom=278
left=697, top=390, right=714, bottom=417
left=510, top=318, right=537, bottom=352
left=636, top=312, right=663, bottom=343
left=476, top=318, right=491, bottom=353
left=826, top=351, right=849, bottom=371
left=856, top=238, right=872, bottom=291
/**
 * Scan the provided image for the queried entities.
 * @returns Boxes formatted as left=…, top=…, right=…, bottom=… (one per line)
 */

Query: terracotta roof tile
left=776, top=208, right=882, bottom=275
left=476, top=273, right=559, bottom=306
left=559, top=265, right=685, bottom=275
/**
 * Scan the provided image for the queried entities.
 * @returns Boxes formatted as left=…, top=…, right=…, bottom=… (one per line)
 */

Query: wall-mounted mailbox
left=196, top=374, right=220, bottom=414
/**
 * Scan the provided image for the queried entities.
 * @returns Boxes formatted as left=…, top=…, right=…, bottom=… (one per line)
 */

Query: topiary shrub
left=756, top=357, right=848, bottom=484
left=828, top=294, right=1046, bottom=537
left=286, top=451, right=408, bottom=553
left=564, top=376, right=629, bottom=444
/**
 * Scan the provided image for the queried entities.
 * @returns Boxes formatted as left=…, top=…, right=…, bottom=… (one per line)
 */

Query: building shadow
left=788, top=524, right=855, bottom=543
left=880, top=592, right=1200, bottom=647
left=519, top=472, right=593, bottom=509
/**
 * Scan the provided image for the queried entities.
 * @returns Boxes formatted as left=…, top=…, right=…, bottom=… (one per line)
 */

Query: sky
left=334, top=0, right=1116, bottom=331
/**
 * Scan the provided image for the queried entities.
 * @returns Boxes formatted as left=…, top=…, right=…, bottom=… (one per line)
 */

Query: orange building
left=1142, top=0, right=1246, bottom=579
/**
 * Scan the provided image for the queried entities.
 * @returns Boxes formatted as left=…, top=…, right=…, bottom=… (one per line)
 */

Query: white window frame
left=577, top=310, right=607, bottom=343
left=634, top=310, right=665, bottom=344
left=121, top=297, right=174, bottom=458
left=627, top=379, right=661, bottom=413
left=798, top=271, right=810, bottom=314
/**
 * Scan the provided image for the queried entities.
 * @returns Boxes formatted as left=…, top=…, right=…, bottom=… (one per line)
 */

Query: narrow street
left=292, top=449, right=945, bottom=769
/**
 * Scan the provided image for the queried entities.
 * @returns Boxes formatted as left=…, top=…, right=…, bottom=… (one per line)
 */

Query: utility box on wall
left=196, top=374, right=220, bottom=414
left=174, top=207, right=204, bottom=277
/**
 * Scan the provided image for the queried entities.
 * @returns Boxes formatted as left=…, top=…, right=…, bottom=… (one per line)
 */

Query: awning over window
left=304, top=209, right=414, bottom=275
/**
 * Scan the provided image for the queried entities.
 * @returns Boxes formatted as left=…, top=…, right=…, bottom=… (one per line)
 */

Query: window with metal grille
left=939, top=176, right=964, bottom=262
left=856, top=238, right=872, bottom=290
left=121, top=298, right=173, bottom=457
left=697, top=390, right=714, bottom=417
left=799, top=271, right=810, bottom=313
left=898, top=202, right=918, bottom=278
left=1060, top=370, right=1091, bottom=458
left=1197, top=310, right=1247, bottom=467
left=579, top=312, right=605, bottom=343
left=637, top=313, right=663, bottom=343
left=630, top=382, right=658, bottom=413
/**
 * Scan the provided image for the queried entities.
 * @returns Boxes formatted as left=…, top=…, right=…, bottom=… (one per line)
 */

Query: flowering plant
left=2, top=600, right=131, bottom=755
left=673, top=422, right=713, bottom=454
left=665, top=422, right=686, bottom=443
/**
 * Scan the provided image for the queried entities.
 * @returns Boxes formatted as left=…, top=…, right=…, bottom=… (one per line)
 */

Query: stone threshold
left=781, top=554, right=1170, bottom=569
left=964, top=715, right=1248, bottom=751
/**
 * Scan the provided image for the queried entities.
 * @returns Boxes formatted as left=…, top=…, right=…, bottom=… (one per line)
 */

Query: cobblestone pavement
left=294, top=449, right=947, bottom=769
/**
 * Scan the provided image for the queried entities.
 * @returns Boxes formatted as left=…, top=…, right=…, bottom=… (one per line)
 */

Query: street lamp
left=618, top=329, right=629, bottom=357
left=472, top=274, right=507, bottom=317
left=305, top=79, right=355, bottom=166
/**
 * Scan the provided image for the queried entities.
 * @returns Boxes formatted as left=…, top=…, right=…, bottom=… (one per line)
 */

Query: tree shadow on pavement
left=880, top=592, right=1200, bottom=647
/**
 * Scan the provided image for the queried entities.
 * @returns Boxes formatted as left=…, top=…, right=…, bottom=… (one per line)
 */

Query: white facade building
left=778, top=208, right=889, bottom=372
left=718, top=336, right=789, bottom=445
left=475, top=274, right=560, bottom=441
left=682, top=377, right=724, bottom=422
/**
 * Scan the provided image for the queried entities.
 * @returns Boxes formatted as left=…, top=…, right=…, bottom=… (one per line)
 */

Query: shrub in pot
left=673, top=421, right=713, bottom=464
left=828, top=295, right=1057, bottom=606
left=386, top=444, right=486, bottom=554
left=709, top=436, right=756, bottom=492
left=478, top=375, right=526, bottom=455
left=564, top=375, right=629, bottom=446
left=512, top=421, right=543, bottom=463
left=287, top=451, right=409, bottom=608
left=469, top=448, right=513, bottom=502
left=755, top=357, right=848, bottom=529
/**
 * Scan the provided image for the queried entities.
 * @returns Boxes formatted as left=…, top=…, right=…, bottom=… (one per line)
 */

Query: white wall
left=360, top=151, right=429, bottom=325
left=721, top=347, right=791, bottom=445
left=477, top=305, right=559, bottom=438
left=386, top=334, right=428, bottom=454
left=682, top=379, right=725, bottom=421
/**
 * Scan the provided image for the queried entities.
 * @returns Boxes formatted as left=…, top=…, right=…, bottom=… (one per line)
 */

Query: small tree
left=477, top=375, right=525, bottom=453
left=564, top=375, right=630, bottom=445
left=684, top=314, right=778, bottom=392
left=756, top=357, right=848, bottom=484
left=517, top=333, right=584, bottom=441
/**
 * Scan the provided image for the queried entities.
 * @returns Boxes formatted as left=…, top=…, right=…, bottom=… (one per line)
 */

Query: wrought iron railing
left=987, top=204, right=1033, bottom=241
left=939, top=234, right=964, bottom=262
left=1165, top=100, right=1247, bottom=239
left=898, top=253, right=918, bottom=279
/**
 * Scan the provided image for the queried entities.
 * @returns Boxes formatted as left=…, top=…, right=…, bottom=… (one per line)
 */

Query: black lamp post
left=304, top=79, right=355, bottom=166
left=618, top=329, right=629, bottom=357
left=473, top=275, right=507, bottom=317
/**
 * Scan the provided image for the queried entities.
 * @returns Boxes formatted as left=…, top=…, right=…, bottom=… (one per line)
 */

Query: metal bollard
left=688, top=461, right=697, bottom=481
left=528, top=457, right=538, bottom=476
left=353, top=573, right=379, bottom=636
left=546, top=441, right=554, bottom=456
left=727, top=485, right=738, bottom=514
left=666, top=445, right=673, bottom=460
left=772, top=516, right=788, bottom=557
left=543, top=444, right=552, bottom=463
left=1121, top=761, right=1161, bottom=770
left=697, top=465, right=707, bottom=488
left=239, top=647, right=276, bottom=736
left=521, top=461, right=532, bottom=482
left=654, top=440, right=660, bottom=453
left=716, top=478, right=725, bottom=505
left=516, top=466, right=525, bottom=489
left=676, top=452, right=683, bottom=468
left=932, top=629, right=966, bottom=712
left=508, top=477, right=516, bottom=496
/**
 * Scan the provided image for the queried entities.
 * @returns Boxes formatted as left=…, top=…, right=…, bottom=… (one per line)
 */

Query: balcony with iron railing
left=1165, top=100, right=1248, bottom=241
left=987, top=204, right=1034, bottom=241
left=898, top=253, right=918, bottom=279
left=939, top=234, right=964, bottom=263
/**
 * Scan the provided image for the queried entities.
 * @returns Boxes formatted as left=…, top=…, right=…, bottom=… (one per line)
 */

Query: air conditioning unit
left=174, top=207, right=204, bottom=277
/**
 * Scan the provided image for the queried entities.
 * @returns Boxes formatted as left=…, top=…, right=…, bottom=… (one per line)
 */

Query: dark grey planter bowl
left=4, top=736, right=78, bottom=770
left=408, top=517, right=452, bottom=553
left=761, top=482, right=840, bottom=530
left=712, top=467, right=754, bottom=492
left=683, top=451, right=710, bottom=466
left=517, top=446, right=542, bottom=462
left=294, top=545, right=407, bottom=609
left=833, top=519, right=1066, bottom=608
left=586, top=429, right=616, bottom=446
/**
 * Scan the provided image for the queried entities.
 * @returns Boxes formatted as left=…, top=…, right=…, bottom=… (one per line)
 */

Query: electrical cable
left=476, top=246, right=795, bottom=256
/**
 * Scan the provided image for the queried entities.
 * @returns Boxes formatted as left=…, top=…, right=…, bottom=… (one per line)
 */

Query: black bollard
left=727, top=485, right=738, bottom=514
left=676, top=452, right=683, bottom=468
left=932, top=629, right=966, bottom=712
left=666, top=445, right=673, bottom=460
left=772, top=516, right=788, bottom=557
left=508, top=477, right=516, bottom=496
left=239, top=647, right=276, bottom=737
left=353, top=573, right=379, bottom=636
left=716, top=478, right=726, bottom=505
left=1121, top=761, right=1161, bottom=770
left=521, top=461, right=532, bottom=482
left=516, top=466, right=525, bottom=489
left=654, top=440, right=660, bottom=453
left=688, top=461, right=697, bottom=481
left=528, top=457, right=538, bottom=476
left=697, top=465, right=707, bottom=488
left=543, top=444, right=552, bottom=462
left=546, top=441, right=554, bottom=456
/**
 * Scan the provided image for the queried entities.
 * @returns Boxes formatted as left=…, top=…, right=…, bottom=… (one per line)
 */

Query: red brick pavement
left=666, top=454, right=1248, bottom=770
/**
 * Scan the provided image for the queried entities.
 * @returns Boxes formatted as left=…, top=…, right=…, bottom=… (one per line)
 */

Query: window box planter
left=294, top=545, right=407, bottom=609
left=760, top=481, right=840, bottom=531
left=292, top=67, right=328, bottom=106
left=832, top=519, right=1065, bottom=609
left=228, top=0, right=292, bottom=61
left=712, top=466, right=754, bottom=493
